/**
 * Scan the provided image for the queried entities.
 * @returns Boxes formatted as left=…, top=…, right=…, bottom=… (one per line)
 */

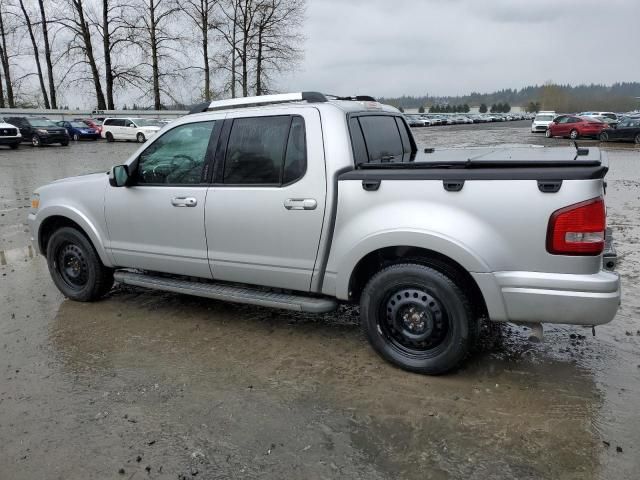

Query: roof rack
left=188, top=92, right=378, bottom=114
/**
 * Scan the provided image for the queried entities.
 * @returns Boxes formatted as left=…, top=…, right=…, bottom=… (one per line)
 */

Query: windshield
left=535, top=115, right=554, bottom=121
left=133, top=119, right=161, bottom=127
left=70, top=121, right=89, bottom=128
left=29, top=119, right=58, bottom=128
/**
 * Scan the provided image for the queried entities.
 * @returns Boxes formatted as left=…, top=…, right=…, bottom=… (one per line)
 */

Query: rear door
left=205, top=108, right=326, bottom=291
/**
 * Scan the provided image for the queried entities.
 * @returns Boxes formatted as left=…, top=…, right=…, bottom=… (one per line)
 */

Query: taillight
left=547, top=197, right=605, bottom=255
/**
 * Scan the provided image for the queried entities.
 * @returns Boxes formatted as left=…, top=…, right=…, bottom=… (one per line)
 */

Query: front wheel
left=60, top=139, right=69, bottom=146
left=31, top=134, right=41, bottom=147
left=570, top=129, right=579, bottom=139
left=545, top=129, right=552, bottom=138
left=136, top=132, right=145, bottom=143
left=46, top=227, right=114, bottom=301
left=105, top=132, right=114, bottom=143
left=599, top=132, right=609, bottom=142
left=635, top=134, right=640, bottom=145
left=9, top=143, right=19, bottom=150
left=360, top=263, right=474, bottom=375
left=73, top=133, right=80, bottom=141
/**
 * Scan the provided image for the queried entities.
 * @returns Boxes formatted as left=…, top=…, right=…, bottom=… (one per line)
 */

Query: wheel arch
left=346, top=245, right=489, bottom=320
left=37, top=211, right=113, bottom=267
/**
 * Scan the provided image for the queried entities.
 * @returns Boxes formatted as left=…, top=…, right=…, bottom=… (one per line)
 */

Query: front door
left=105, top=119, right=220, bottom=278
left=205, top=109, right=326, bottom=291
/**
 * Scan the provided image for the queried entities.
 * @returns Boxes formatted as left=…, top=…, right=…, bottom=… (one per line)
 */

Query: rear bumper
left=473, top=269, right=621, bottom=326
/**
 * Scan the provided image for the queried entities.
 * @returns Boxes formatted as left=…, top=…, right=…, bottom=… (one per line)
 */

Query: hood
left=45, top=171, right=108, bottom=188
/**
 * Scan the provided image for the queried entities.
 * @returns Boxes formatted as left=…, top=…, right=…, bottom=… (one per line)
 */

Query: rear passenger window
left=354, top=116, right=406, bottom=163
left=223, top=116, right=306, bottom=185
left=349, top=117, right=368, bottom=164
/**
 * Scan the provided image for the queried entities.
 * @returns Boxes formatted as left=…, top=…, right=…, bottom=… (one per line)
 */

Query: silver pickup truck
left=28, top=92, right=620, bottom=374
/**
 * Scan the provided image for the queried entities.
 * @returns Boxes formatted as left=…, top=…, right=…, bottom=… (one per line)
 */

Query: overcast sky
left=279, top=0, right=640, bottom=97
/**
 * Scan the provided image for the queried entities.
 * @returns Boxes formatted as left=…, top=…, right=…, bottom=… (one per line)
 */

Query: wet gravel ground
left=1, top=121, right=639, bottom=479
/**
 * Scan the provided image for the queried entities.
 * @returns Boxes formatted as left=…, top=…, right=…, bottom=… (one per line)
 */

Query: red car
left=545, top=115, right=607, bottom=139
left=76, top=118, right=103, bottom=135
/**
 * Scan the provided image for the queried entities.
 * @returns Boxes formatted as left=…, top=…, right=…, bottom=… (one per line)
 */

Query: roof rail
left=189, top=92, right=328, bottom=114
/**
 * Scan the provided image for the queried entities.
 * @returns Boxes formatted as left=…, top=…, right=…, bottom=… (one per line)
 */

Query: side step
left=113, top=271, right=338, bottom=313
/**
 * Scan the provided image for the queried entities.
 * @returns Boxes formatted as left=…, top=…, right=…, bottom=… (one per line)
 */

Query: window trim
left=212, top=114, right=308, bottom=188
left=128, top=119, right=221, bottom=187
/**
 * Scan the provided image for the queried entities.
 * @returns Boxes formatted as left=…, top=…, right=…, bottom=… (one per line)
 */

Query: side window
left=223, top=116, right=291, bottom=185
left=282, top=116, right=307, bottom=185
left=358, top=116, right=404, bottom=162
left=136, top=121, right=215, bottom=185
left=103, top=119, right=113, bottom=126
left=349, top=117, right=368, bottom=164
left=394, top=117, right=412, bottom=154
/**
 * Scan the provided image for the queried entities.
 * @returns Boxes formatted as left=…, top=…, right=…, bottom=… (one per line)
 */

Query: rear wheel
left=570, top=129, right=579, bottom=139
left=599, top=132, right=609, bottom=142
left=105, top=131, right=114, bottom=142
left=136, top=132, right=145, bottom=143
left=46, top=227, right=114, bottom=301
left=360, top=263, right=474, bottom=375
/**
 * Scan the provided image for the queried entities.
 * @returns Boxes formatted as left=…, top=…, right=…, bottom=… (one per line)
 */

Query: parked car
left=404, top=114, right=428, bottom=127
left=599, top=118, right=640, bottom=144
left=546, top=115, right=607, bottom=139
left=580, top=111, right=618, bottom=122
left=77, top=118, right=103, bottom=135
left=101, top=117, right=162, bottom=143
left=531, top=111, right=557, bottom=133
left=28, top=91, right=619, bottom=375
left=57, top=120, right=100, bottom=141
left=4, top=116, right=69, bottom=147
left=0, top=119, right=22, bottom=149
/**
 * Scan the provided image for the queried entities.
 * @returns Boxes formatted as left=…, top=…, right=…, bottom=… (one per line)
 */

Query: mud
left=1, top=124, right=639, bottom=479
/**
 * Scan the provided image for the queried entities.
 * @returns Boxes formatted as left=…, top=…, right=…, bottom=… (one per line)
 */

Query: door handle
left=284, top=198, right=317, bottom=210
left=171, top=197, right=197, bottom=207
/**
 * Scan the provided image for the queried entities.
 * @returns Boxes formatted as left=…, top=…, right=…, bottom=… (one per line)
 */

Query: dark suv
left=4, top=117, right=69, bottom=147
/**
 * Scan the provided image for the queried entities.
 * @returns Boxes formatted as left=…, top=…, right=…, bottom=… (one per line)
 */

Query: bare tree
left=127, top=0, right=182, bottom=109
left=37, top=0, right=57, bottom=108
left=253, top=0, right=304, bottom=96
left=0, top=1, right=16, bottom=107
left=17, top=0, right=51, bottom=108
left=182, top=0, right=219, bottom=101
left=214, top=0, right=240, bottom=97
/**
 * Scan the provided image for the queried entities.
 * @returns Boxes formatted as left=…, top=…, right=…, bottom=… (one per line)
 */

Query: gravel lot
left=1, top=120, right=639, bottom=479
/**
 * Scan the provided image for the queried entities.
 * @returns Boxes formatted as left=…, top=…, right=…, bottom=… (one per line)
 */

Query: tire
left=9, top=143, right=19, bottom=150
left=635, top=134, right=640, bottom=145
left=31, top=134, right=41, bottom=147
left=105, top=131, right=115, bottom=143
left=46, top=227, right=114, bottom=302
left=73, top=133, right=80, bottom=141
left=569, top=129, right=579, bottom=140
left=599, top=132, right=609, bottom=142
left=545, top=129, right=552, bottom=138
left=360, top=263, right=474, bottom=375
left=136, top=132, right=145, bottom=143
left=61, top=139, right=69, bottom=146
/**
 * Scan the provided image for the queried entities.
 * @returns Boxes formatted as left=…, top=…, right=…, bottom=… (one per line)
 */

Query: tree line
left=0, top=0, right=305, bottom=110
left=382, top=82, right=640, bottom=114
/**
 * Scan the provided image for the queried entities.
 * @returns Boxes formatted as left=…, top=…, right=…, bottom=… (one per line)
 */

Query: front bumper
left=474, top=270, right=620, bottom=326
left=39, top=135, right=69, bottom=144
left=0, top=137, right=21, bottom=145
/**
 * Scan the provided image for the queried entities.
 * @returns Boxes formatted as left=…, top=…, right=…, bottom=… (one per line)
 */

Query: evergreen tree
left=479, top=103, right=487, bottom=113
left=418, top=105, right=425, bottom=113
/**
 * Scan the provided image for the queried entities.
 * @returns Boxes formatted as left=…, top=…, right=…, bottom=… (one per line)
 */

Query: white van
left=102, top=118, right=162, bottom=143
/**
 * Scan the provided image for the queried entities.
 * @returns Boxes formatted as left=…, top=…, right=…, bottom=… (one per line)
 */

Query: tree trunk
left=201, top=7, right=210, bottom=101
left=18, top=0, right=50, bottom=108
left=149, top=0, right=161, bottom=110
left=73, top=0, right=106, bottom=109
left=102, top=0, right=114, bottom=109
left=255, top=25, right=262, bottom=95
left=230, top=2, right=237, bottom=98
left=0, top=67, right=5, bottom=108
left=0, top=9, right=15, bottom=107
left=241, top=5, right=248, bottom=97
left=37, top=0, right=57, bottom=108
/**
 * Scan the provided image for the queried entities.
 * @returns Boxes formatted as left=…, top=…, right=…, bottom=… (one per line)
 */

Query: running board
left=113, top=271, right=338, bottom=313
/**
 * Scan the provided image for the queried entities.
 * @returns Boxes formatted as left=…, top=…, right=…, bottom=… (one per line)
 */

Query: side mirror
left=109, top=164, right=130, bottom=187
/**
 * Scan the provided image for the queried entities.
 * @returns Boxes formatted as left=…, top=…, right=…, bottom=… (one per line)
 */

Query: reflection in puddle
left=0, top=245, right=34, bottom=265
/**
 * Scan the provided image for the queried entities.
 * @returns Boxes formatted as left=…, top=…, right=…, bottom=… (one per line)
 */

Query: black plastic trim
left=537, top=180, right=563, bottom=193
left=443, top=180, right=464, bottom=192
left=362, top=179, right=381, bottom=191
left=339, top=165, right=608, bottom=182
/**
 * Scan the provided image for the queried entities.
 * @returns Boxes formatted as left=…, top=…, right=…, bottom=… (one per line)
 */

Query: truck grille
left=0, top=128, right=17, bottom=136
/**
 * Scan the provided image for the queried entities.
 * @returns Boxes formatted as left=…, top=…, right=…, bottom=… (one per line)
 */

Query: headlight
left=36, top=129, right=49, bottom=135
left=30, top=193, right=40, bottom=211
